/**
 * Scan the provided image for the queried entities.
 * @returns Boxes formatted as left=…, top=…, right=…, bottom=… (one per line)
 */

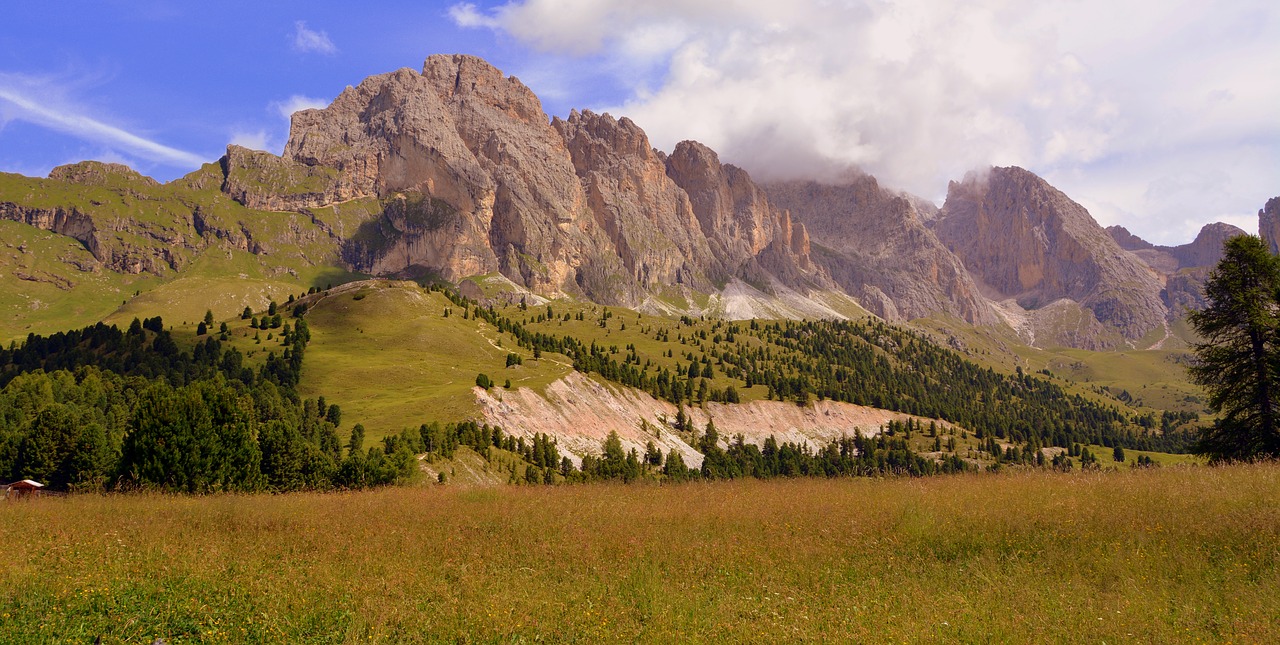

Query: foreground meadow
left=3, top=464, right=1277, bottom=643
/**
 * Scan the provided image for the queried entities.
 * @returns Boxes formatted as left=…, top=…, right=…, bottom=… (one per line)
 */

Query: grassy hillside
left=294, top=281, right=572, bottom=436
left=0, top=220, right=162, bottom=341
left=143, top=279, right=1191, bottom=458
left=0, top=164, right=369, bottom=342
left=2, top=464, right=1275, bottom=643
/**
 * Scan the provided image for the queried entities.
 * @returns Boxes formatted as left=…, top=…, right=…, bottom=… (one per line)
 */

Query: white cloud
left=448, top=3, right=500, bottom=29
left=452, top=0, right=1280, bottom=246
left=225, top=96, right=330, bottom=155
left=293, top=21, right=337, bottom=55
left=229, top=129, right=270, bottom=151
left=273, top=95, right=330, bottom=120
left=0, top=72, right=207, bottom=168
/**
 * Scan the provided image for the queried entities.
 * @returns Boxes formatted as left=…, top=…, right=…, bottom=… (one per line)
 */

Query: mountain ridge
left=1, top=53, right=1274, bottom=351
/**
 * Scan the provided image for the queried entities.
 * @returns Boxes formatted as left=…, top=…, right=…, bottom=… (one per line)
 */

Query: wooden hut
left=3, top=479, right=44, bottom=499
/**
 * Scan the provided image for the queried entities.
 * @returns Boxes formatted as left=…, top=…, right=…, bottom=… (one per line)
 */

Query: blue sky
left=2, top=1, right=1277, bottom=246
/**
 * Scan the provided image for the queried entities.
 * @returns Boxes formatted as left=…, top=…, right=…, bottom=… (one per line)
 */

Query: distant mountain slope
left=932, top=167, right=1167, bottom=349
left=0, top=160, right=360, bottom=340
left=1106, top=222, right=1249, bottom=314
left=1107, top=222, right=1246, bottom=272
left=764, top=175, right=997, bottom=325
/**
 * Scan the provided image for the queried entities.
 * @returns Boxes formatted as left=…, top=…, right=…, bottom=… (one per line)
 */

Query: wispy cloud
left=0, top=73, right=207, bottom=168
left=448, top=3, right=500, bottom=29
left=293, top=21, right=337, bottom=55
left=229, top=129, right=270, bottom=151
left=273, top=95, right=329, bottom=120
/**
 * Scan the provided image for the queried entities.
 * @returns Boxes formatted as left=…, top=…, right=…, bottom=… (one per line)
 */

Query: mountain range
left=1, top=54, right=1275, bottom=351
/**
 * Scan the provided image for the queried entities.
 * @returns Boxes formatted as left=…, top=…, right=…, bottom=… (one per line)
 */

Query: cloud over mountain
left=452, top=0, right=1279, bottom=245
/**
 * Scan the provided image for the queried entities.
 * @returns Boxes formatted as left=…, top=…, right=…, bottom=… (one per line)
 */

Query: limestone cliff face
left=553, top=110, right=710, bottom=293
left=661, top=139, right=823, bottom=289
left=225, top=54, right=820, bottom=305
left=933, top=167, right=1166, bottom=347
left=275, top=57, right=590, bottom=296
left=1260, top=196, right=1280, bottom=256
left=765, top=176, right=996, bottom=324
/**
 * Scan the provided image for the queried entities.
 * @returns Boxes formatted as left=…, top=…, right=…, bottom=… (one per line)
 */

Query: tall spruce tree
left=1188, top=235, right=1280, bottom=462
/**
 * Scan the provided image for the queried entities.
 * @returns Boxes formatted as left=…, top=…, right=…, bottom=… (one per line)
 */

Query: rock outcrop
left=932, top=167, right=1166, bottom=348
left=765, top=176, right=997, bottom=324
left=48, top=161, right=159, bottom=189
left=1106, top=225, right=1154, bottom=251
left=1260, top=196, right=1280, bottom=256
left=219, top=145, right=346, bottom=211
left=0, top=163, right=195, bottom=274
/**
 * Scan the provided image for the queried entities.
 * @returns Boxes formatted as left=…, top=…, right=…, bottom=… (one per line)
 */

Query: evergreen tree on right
left=1188, top=235, right=1280, bottom=462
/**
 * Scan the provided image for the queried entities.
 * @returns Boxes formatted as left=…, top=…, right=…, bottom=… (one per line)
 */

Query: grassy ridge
left=0, top=164, right=369, bottom=343
left=2, top=464, right=1275, bottom=643
left=295, top=282, right=572, bottom=435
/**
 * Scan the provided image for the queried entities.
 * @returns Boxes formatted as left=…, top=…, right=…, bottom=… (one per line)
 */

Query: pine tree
left=347, top=424, right=365, bottom=457
left=1188, top=235, right=1280, bottom=462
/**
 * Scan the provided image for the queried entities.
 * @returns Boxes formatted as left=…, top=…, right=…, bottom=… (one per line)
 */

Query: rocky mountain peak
left=933, top=166, right=1166, bottom=348
left=1176, top=222, right=1247, bottom=268
left=216, top=54, right=821, bottom=308
left=420, top=54, right=546, bottom=126
left=552, top=110, right=655, bottom=174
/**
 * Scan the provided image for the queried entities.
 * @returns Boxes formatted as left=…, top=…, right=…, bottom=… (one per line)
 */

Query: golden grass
left=3, top=464, right=1277, bottom=643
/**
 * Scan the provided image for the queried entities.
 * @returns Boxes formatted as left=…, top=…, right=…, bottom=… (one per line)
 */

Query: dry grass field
left=2, top=464, right=1277, bottom=643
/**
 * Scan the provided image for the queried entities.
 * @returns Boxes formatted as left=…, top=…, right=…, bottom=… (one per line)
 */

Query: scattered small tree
left=347, top=424, right=365, bottom=457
